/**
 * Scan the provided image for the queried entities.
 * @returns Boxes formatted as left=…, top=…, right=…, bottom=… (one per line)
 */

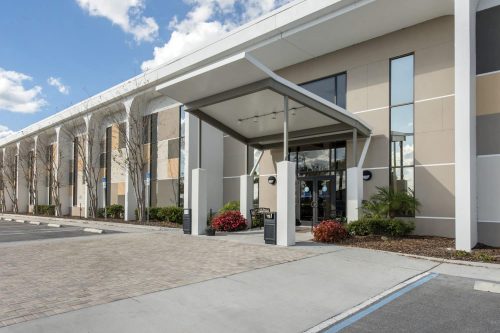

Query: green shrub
left=158, top=206, right=183, bottom=224
left=97, top=205, right=124, bottom=219
left=346, top=220, right=370, bottom=236
left=35, top=205, right=55, bottom=216
left=219, top=201, right=239, bottom=214
left=347, top=218, right=414, bottom=237
left=97, top=208, right=106, bottom=218
left=148, top=207, right=161, bottom=221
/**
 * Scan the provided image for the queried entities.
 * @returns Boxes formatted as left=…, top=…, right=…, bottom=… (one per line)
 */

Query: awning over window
left=157, top=53, right=371, bottom=149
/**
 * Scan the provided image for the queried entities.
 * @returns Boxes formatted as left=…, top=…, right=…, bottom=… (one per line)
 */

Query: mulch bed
left=336, top=235, right=500, bottom=264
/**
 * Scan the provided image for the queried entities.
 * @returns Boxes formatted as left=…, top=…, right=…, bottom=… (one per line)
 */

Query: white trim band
left=416, top=216, right=455, bottom=220
left=478, top=220, right=500, bottom=224
left=415, top=163, right=455, bottom=167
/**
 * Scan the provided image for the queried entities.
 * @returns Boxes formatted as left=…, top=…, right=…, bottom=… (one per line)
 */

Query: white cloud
left=47, top=77, right=70, bottom=95
left=0, top=68, right=46, bottom=113
left=76, top=0, right=159, bottom=42
left=141, top=0, right=290, bottom=71
left=0, top=125, right=14, bottom=140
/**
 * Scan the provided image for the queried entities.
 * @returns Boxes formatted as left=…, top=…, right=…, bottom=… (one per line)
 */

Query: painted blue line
left=325, top=273, right=439, bottom=333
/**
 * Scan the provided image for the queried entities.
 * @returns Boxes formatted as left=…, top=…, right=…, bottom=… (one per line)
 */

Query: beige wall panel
left=414, top=41, right=454, bottom=101
left=415, top=97, right=454, bottom=134
left=110, top=150, right=126, bottom=183
left=415, top=165, right=455, bottom=218
left=156, top=140, right=169, bottom=180
left=477, top=72, right=500, bottom=116
left=356, top=108, right=388, bottom=136
left=478, top=222, right=500, bottom=247
left=157, top=107, right=180, bottom=142
left=366, top=60, right=390, bottom=111
left=346, top=136, right=388, bottom=169
left=415, top=130, right=454, bottom=165
left=223, top=178, right=240, bottom=204
left=277, top=16, right=453, bottom=88
left=155, top=179, right=179, bottom=207
left=259, top=177, right=277, bottom=211
left=167, top=158, right=179, bottom=179
left=347, top=65, right=368, bottom=112
left=117, top=182, right=125, bottom=196
left=223, top=136, right=247, bottom=177
left=110, top=183, right=119, bottom=205
left=363, top=168, right=389, bottom=200
left=259, top=149, right=282, bottom=175
left=414, top=218, right=455, bottom=238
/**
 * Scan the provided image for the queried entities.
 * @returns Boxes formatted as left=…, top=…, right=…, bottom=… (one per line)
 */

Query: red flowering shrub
left=313, top=220, right=349, bottom=243
left=211, top=210, right=247, bottom=232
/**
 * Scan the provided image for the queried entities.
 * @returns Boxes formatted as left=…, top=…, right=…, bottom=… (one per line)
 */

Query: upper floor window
left=300, top=72, right=347, bottom=109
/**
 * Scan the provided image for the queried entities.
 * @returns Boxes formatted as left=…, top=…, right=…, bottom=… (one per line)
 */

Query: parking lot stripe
left=323, top=273, right=439, bottom=333
left=304, top=272, right=439, bottom=333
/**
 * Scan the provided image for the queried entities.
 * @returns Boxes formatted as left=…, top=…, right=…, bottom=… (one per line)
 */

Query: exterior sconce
left=268, top=176, right=277, bottom=185
left=363, top=170, right=372, bottom=181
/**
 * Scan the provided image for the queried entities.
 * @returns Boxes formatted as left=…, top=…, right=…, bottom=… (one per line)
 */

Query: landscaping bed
left=337, top=235, right=500, bottom=264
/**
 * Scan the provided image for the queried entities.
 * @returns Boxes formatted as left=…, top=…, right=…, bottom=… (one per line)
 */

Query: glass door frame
left=298, top=175, right=336, bottom=228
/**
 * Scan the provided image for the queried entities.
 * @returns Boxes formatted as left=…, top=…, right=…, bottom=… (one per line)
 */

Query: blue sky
left=0, top=0, right=289, bottom=139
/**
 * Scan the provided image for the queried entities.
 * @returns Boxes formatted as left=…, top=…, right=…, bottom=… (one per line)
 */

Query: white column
left=455, top=0, right=479, bottom=251
left=240, top=175, right=254, bottom=228
left=16, top=142, right=29, bottom=213
left=276, top=161, right=295, bottom=246
left=1, top=148, right=12, bottom=212
left=192, top=168, right=207, bottom=235
left=347, top=167, right=362, bottom=222
left=55, top=126, right=71, bottom=216
left=123, top=98, right=137, bottom=221
left=183, top=114, right=198, bottom=209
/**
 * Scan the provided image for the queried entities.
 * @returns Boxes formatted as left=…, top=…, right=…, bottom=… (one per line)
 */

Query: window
left=73, top=138, right=78, bottom=206
left=178, top=106, right=185, bottom=207
left=300, top=72, right=347, bottom=108
left=390, top=54, right=414, bottom=194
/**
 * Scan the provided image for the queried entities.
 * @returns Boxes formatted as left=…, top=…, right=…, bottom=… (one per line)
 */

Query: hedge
left=347, top=218, right=415, bottom=237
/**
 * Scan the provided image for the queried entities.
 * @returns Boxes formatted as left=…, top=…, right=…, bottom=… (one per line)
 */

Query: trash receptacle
left=183, top=208, right=192, bottom=234
left=264, top=212, right=277, bottom=245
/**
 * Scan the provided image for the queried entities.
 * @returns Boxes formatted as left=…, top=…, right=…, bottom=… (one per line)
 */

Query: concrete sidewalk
left=4, top=245, right=495, bottom=333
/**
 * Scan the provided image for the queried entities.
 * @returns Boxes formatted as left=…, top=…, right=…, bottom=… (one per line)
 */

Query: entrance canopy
left=157, top=53, right=371, bottom=150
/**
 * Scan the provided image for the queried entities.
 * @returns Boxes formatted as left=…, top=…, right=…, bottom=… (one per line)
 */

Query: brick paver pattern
left=0, top=232, right=314, bottom=327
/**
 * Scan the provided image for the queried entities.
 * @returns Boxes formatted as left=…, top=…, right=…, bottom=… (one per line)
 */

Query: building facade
left=1, top=0, right=499, bottom=249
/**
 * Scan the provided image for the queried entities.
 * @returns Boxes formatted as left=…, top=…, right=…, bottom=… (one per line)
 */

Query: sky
left=0, top=0, right=291, bottom=140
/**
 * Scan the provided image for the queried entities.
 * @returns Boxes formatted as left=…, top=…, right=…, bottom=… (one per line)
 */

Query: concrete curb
left=29, top=221, right=41, bottom=225
left=47, top=223, right=61, bottom=228
left=83, top=228, right=104, bottom=234
left=15, top=219, right=26, bottom=223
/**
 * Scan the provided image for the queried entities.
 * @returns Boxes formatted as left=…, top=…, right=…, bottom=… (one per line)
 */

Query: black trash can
left=264, top=212, right=277, bottom=245
left=183, top=208, right=192, bottom=235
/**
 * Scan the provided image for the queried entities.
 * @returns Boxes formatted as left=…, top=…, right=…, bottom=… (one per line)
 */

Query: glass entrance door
left=299, top=177, right=336, bottom=226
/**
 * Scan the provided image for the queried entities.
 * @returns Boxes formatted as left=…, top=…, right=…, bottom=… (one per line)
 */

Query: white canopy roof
left=157, top=53, right=371, bottom=149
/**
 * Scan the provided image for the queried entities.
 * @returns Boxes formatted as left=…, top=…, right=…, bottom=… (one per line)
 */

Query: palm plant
left=362, top=186, right=420, bottom=219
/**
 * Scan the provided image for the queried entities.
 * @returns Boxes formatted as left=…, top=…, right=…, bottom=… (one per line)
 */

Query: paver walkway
left=0, top=232, right=315, bottom=327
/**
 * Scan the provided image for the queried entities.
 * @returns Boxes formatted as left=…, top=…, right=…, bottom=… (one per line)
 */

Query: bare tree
left=63, top=119, right=105, bottom=219
left=3, top=149, right=18, bottom=213
left=112, top=112, right=148, bottom=222
left=0, top=153, right=6, bottom=212
left=36, top=137, right=65, bottom=216
left=17, top=144, right=36, bottom=214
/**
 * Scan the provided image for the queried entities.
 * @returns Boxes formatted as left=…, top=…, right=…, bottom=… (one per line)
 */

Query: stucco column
left=123, top=98, right=137, bottom=221
left=455, top=0, right=479, bottom=251
left=16, top=142, right=29, bottom=213
left=240, top=175, right=254, bottom=228
left=55, top=126, right=71, bottom=216
left=346, top=167, right=362, bottom=222
left=1, top=148, right=13, bottom=212
left=192, top=168, right=207, bottom=235
left=276, top=161, right=295, bottom=246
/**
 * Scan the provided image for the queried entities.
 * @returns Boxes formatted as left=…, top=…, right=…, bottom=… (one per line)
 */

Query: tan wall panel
left=363, top=168, right=389, bottom=200
left=356, top=108, right=388, bottom=136
left=259, top=176, right=277, bottom=211
left=415, top=165, right=455, bottom=218
left=157, top=107, right=180, bottom=142
left=223, top=136, right=246, bottom=177
left=223, top=178, right=240, bottom=204
left=415, top=130, right=454, bottom=165
left=259, top=149, right=282, bottom=175
left=413, top=218, right=454, bottom=238
left=477, top=72, right=500, bottom=116
left=414, top=41, right=454, bottom=101
left=167, top=158, right=179, bottom=179
left=155, top=179, right=179, bottom=207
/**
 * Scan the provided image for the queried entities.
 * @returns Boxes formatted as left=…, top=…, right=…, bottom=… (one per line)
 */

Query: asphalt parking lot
left=327, top=274, right=500, bottom=333
left=0, top=219, right=115, bottom=243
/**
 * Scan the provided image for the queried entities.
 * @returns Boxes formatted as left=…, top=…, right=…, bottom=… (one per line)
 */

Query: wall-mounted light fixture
left=363, top=170, right=372, bottom=181
left=267, top=176, right=277, bottom=185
